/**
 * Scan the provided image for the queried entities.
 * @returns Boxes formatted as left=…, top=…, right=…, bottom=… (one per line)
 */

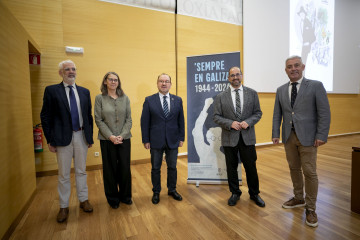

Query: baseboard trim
left=328, top=132, right=360, bottom=137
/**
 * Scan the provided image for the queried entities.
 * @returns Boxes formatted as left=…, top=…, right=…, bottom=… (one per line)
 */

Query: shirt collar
left=230, top=84, right=243, bottom=92
left=289, top=76, right=303, bottom=86
left=63, top=81, right=76, bottom=88
left=159, top=92, right=170, bottom=98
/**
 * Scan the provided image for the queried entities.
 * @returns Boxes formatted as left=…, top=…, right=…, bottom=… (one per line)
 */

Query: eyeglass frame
left=107, top=78, right=119, bottom=83
left=158, top=80, right=171, bottom=84
left=64, top=67, right=76, bottom=72
left=229, top=73, right=242, bottom=78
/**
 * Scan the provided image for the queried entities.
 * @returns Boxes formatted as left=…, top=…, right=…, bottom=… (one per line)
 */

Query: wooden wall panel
left=3, top=0, right=67, bottom=171
left=60, top=0, right=176, bottom=167
left=3, top=0, right=176, bottom=172
left=254, top=93, right=360, bottom=144
left=249, top=93, right=360, bottom=143
left=327, top=94, right=360, bottom=135
left=0, top=2, right=37, bottom=238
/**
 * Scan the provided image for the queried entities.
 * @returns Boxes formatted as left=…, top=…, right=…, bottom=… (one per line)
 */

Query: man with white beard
left=41, top=60, right=94, bottom=223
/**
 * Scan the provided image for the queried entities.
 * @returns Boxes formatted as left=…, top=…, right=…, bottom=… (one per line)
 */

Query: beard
left=231, top=79, right=241, bottom=88
left=64, top=76, right=76, bottom=85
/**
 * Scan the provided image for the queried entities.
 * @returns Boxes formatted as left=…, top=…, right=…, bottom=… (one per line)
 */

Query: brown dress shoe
left=305, top=209, right=318, bottom=227
left=282, top=197, right=306, bottom=209
left=57, top=208, right=69, bottom=223
left=80, top=200, right=93, bottom=212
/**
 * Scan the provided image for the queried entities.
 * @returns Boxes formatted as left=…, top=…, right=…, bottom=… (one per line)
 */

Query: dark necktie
left=68, top=86, right=80, bottom=131
left=163, top=95, right=169, bottom=118
left=235, top=89, right=241, bottom=119
left=291, top=82, right=298, bottom=108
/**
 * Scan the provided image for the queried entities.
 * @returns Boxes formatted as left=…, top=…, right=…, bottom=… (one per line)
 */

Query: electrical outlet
left=94, top=152, right=99, bottom=157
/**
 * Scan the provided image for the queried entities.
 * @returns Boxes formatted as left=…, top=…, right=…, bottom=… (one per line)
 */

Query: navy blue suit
left=141, top=93, right=184, bottom=149
left=141, top=93, right=185, bottom=193
left=40, top=82, right=94, bottom=146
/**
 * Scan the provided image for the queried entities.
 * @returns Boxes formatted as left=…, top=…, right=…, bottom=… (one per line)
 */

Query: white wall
left=243, top=0, right=360, bottom=93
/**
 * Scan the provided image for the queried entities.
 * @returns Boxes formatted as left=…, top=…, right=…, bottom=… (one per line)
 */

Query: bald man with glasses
left=213, top=66, right=265, bottom=207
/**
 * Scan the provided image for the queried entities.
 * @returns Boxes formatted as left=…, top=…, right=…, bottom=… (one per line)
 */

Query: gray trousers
left=56, top=131, right=89, bottom=208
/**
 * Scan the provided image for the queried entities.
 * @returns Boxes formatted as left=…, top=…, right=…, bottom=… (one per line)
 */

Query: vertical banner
left=187, top=52, right=241, bottom=184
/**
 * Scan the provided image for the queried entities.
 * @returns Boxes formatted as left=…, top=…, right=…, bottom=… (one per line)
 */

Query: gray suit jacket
left=213, top=86, right=262, bottom=147
left=272, top=78, right=331, bottom=146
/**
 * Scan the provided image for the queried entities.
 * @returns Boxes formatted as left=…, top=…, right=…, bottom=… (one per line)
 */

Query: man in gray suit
left=272, top=56, right=330, bottom=228
left=214, top=66, right=265, bottom=207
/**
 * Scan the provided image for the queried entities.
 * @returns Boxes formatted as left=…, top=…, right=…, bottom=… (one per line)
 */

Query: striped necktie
left=235, top=89, right=241, bottom=119
left=163, top=95, right=169, bottom=118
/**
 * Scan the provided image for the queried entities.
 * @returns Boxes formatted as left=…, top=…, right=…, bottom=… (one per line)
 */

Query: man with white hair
left=41, top=60, right=94, bottom=223
left=272, top=56, right=330, bottom=227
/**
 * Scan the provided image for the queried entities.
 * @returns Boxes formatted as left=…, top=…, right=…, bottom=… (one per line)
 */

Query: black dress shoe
left=228, top=193, right=240, bottom=206
left=110, top=203, right=119, bottom=209
left=250, top=195, right=265, bottom=207
left=152, top=193, right=160, bottom=204
left=120, top=199, right=133, bottom=205
left=168, top=191, right=183, bottom=201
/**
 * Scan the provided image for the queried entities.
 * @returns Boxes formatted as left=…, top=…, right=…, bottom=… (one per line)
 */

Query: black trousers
left=223, top=133, right=260, bottom=196
left=100, top=139, right=132, bottom=205
left=150, top=145, right=178, bottom=193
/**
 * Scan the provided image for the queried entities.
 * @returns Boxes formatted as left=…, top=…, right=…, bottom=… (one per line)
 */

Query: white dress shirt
left=288, top=77, right=303, bottom=102
left=158, top=92, right=170, bottom=112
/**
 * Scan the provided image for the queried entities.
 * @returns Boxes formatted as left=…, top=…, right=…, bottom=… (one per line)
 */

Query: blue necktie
left=163, top=96, right=169, bottom=118
left=68, top=86, right=80, bottom=131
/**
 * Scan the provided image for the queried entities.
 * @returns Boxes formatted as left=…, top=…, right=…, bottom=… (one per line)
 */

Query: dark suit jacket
left=213, top=86, right=262, bottom=147
left=272, top=78, right=331, bottom=146
left=140, top=93, right=185, bottom=149
left=40, top=82, right=94, bottom=146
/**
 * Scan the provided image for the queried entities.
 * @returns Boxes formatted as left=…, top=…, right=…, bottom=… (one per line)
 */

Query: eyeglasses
left=64, top=67, right=76, bottom=72
left=158, top=80, right=171, bottom=84
left=107, top=78, right=118, bottom=83
left=230, top=73, right=242, bottom=78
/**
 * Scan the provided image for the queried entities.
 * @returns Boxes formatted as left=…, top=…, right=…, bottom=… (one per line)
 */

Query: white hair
left=285, top=55, right=303, bottom=65
left=58, top=60, right=76, bottom=71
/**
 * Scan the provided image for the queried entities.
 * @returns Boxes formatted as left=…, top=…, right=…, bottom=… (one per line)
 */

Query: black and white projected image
left=290, top=0, right=334, bottom=91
